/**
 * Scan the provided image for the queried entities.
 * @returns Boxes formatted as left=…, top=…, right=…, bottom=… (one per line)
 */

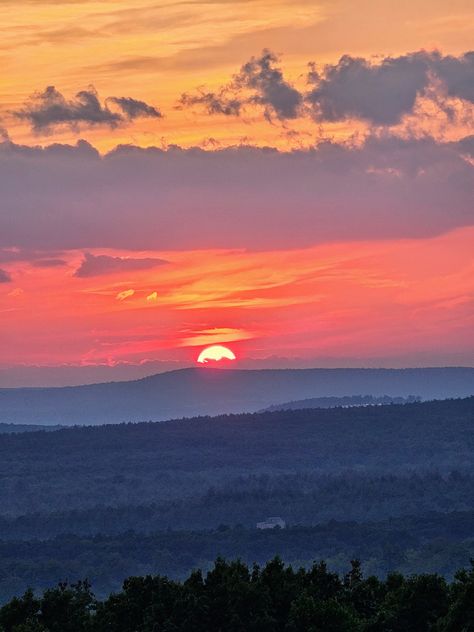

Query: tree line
left=1, top=557, right=474, bottom=631
left=1, top=516, right=474, bottom=603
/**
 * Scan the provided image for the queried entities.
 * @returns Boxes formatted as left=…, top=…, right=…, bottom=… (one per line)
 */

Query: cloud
left=180, top=50, right=302, bottom=121
left=434, top=51, right=474, bottom=103
left=306, top=50, right=474, bottom=125
left=7, top=288, right=23, bottom=297
left=306, top=53, right=430, bottom=125
left=74, top=253, right=167, bottom=278
left=116, top=289, right=135, bottom=301
left=233, top=50, right=302, bottom=121
left=106, top=97, right=162, bottom=120
left=14, top=86, right=162, bottom=132
left=179, top=327, right=254, bottom=346
left=14, top=86, right=121, bottom=132
left=178, top=89, right=242, bottom=116
left=180, top=49, right=474, bottom=126
left=0, top=269, right=11, bottom=283
left=0, top=136, right=472, bottom=252
left=457, top=135, right=474, bottom=156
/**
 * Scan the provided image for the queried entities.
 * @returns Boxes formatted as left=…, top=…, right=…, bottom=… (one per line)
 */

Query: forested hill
left=262, top=394, right=421, bottom=411
left=1, top=398, right=474, bottom=605
left=0, top=366, right=473, bottom=425
left=0, top=397, right=473, bottom=516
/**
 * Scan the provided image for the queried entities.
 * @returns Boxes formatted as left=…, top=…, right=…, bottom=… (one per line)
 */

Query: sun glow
left=197, top=345, right=237, bottom=364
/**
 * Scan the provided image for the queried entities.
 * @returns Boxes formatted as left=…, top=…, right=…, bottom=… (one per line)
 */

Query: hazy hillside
left=262, top=394, right=421, bottom=412
left=1, top=471, right=474, bottom=539
left=0, top=397, right=473, bottom=516
left=0, top=366, right=473, bottom=425
left=0, top=423, right=63, bottom=434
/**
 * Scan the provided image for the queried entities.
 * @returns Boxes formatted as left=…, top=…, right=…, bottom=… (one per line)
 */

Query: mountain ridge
left=0, top=366, right=473, bottom=425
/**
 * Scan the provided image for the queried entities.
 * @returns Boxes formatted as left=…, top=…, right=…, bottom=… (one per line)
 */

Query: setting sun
left=197, top=345, right=237, bottom=364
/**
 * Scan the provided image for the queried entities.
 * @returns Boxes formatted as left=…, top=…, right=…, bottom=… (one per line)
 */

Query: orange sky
left=0, top=0, right=473, bottom=384
left=1, top=0, right=473, bottom=150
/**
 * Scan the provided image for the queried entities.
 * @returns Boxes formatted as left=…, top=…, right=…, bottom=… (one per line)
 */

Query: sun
left=197, top=345, right=236, bottom=364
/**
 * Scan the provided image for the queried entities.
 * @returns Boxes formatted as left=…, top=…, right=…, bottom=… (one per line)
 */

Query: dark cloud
left=74, top=253, right=168, bottom=278
left=306, top=50, right=474, bottom=125
left=180, top=49, right=473, bottom=126
left=233, top=50, right=302, bottom=121
left=0, top=269, right=11, bottom=283
left=14, top=86, right=162, bottom=133
left=180, top=50, right=302, bottom=121
left=457, top=135, right=474, bottom=157
left=0, top=136, right=472, bottom=252
left=14, top=86, right=121, bottom=132
left=435, top=51, right=474, bottom=103
left=178, top=89, right=242, bottom=116
left=107, top=97, right=162, bottom=119
left=307, top=53, right=431, bottom=125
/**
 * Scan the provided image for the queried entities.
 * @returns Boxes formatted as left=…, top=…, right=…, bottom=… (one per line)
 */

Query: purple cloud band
left=0, top=135, right=472, bottom=252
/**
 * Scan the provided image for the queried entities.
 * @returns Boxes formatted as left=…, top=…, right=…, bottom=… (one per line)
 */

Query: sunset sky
left=0, top=0, right=473, bottom=385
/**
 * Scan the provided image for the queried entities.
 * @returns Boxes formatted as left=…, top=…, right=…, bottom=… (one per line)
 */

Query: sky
left=0, top=0, right=473, bottom=386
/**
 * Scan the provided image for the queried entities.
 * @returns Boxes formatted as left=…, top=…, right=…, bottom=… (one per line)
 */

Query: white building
left=256, top=516, right=286, bottom=530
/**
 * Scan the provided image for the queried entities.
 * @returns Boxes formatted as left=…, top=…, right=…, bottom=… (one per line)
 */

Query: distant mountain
left=262, top=394, right=421, bottom=412
left=0, top=366, right=472, bottom=425
left=0, top=423, right=63, bottom=434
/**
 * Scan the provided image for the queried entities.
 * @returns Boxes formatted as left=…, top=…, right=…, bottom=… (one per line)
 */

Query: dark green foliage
left=2, top=558, right=474, bottom=632
left=1, top=517, right=474, bottom=604
left=0, top=590, right=41, bottom=632
left=438, top=565, right=474, bottom=631
left=370, top=574, right=449, bottom=631
left=0, top=582, right=94, bottom=632
left=287, top=595, right=360, bottom=632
